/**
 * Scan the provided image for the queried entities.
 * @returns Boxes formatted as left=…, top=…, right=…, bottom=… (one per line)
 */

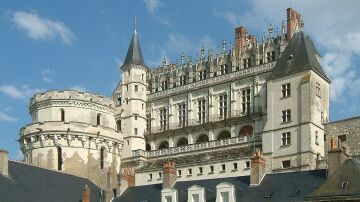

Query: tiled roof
left=123, top=30, right=145, bottom=67
left=115, top=169, right=327, bottom=202
left=0, top=161, right=102, bottom=202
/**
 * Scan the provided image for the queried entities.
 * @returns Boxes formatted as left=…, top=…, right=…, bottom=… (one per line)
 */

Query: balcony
left=132, top=133, right=261, bottom=159
left=146, top=107, right=262, bottom=135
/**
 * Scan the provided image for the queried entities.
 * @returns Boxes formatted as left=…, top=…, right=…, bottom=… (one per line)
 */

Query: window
left=316, top=82, right=321, bottom=97
left=100, top=147, right=105, bottom=169
left=117, top=94, right=122, bottom=106
left=161, top=81, right=168, bottom=91
left=198, top=99, right=206, bottom=124
left=116, top=120, right=121, bottom=132
left=60, top=109, right=65, bottom=122
left=271, top=51, right=276, bottom=61
left=177, top=169, right=182, bottom=176
left=281, top=83, right=291, bottom=98
left=179, top=76, right=186, bottom=85
left=158, top=172, right=162, bottom=179
left=220, top=192, right=229, bottom=202
left=315, top=131, right=319, bottom=145
left=146, top=114, right=151, bottom=132
left=97, top=114, right=101, bottom=126
left=341, top=181, right=349, bottom=188
left=57, top=147, right=62, bottom=171
left=220, top=65, right=226, bottom=75
left=241, top=89, right=251, bottom=113
left=221, top=164, right=226, bottom=171
left=243, top=58, right=251, bottom=69
left=134, top=128, right=138, bottom=135
left=160, top=108, right=167, bottom=131
left=282, top=109, right=291, bottom=123
left=210, top=165, right=214, bottom=173
left=199, top=70, right=206, bottom=80
left=126, top=84, right=128, bottom=91
left=233, top=163, right=238, bottom=170
left=199, top=167, right=203, bottom=174
left=134, top=115, right=138, bottom=120
left=142, top=74, right=144, bottom=80
left=338, top=134, right=347, bottom=142
left=142, top=103, right=144, bottom=109
left=148, top=173, right=153, bottom=180
left=246, top=161, right=250, bottom=168
left=192, top=194, right=200, bottom=202
left=188, top=168, right=192, bottom=176
left=266, top=52, right=271, bottom=62
left=264, top=191, right=274, bottom=199
left=126, top=99, right=128, bottom=105
left=165, top=196, right=172, bottom=202
left=282, top=132, right=291, bottom=146
left=282, top=160, right=291, bottom=168
left=178, top=103, right=186, bottom=127
left=219, top=94, right=228, bottom=119
left=135, top=85, right=138, bottom=92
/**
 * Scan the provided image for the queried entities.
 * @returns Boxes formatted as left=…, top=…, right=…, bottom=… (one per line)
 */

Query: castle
left=0, top=7, right=357, bottom=202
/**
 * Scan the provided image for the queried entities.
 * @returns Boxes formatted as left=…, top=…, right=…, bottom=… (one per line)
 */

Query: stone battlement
left=30, top=90, right=115, bottom=107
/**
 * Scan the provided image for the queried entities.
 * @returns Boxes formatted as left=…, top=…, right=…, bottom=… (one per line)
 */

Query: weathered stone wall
left=325, top=116, right=360, bottom=156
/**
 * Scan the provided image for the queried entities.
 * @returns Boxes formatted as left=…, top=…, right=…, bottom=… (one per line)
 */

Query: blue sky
left=1, top=0, right=360, bottom=159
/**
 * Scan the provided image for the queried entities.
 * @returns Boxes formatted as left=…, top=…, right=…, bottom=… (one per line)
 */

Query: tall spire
left=122, top=21, right=145, bottom=67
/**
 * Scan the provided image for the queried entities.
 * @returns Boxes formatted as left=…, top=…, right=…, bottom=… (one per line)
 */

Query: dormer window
left=161, top=81, right=168, bottom=91
left=179, top=76, right=186, bottom=85
left=199, top=70, right=206, bottom=80
left=220, top=65, right=226, bottom=75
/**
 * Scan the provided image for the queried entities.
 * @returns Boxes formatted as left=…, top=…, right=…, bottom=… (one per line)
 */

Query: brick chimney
left=234, top=26, right=247, bottom=59
left=162, top=161, right=176, bottom=188
left=82, top=184, right=90, bottom=202
left=250, top=151, right=266, bottom=186
left=328, top=138, right=349, bottom=177
left=0, top=149, right=8, bottom=177
left=286, top=8, right=302, bottom=41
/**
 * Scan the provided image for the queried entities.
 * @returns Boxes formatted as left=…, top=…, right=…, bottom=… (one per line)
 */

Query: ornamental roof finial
left=268, top=24, right=273, bottom=39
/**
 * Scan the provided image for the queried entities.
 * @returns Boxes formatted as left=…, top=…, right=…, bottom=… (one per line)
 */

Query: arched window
left=116, top=120, right=121, bottom=132
left=239, top=125, right=253, bottom=136
left=97, top=114, right=101, bottom=126
left=100, top=147, right=105, bottom=169
left=217, top=131, right=231, bottom=140
left=60, top=109, right=65, bottom=122
left=158, top=141, right=169, bottom=150
left=177, top=138, right=188, bottom=147
left=57, top=147, right=62, bottom=170
left=146, top=143, right=151, bottom=151
left=196, top=134, right=209, bottom=143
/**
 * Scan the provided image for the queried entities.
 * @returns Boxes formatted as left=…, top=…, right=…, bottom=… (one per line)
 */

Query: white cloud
left=0, top=110, right=17, bottom=122
left=41, top=68, right=55, bottom=83
left=143, top=0, right=161, bottom=13
left=13, top=11, right=74, bottom=44
left=214, top=1, right=360, bottom=104
left=0, top=85, right=43, bottom=100
left=70, top=86, right=87, bottom=92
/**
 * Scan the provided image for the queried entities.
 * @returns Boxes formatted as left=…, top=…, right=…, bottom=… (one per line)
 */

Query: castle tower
left=263, top=30, right=330, bottom=172
left=113, top=29, right=148, bottom=160
left=19, top=90, right=123, bottom=192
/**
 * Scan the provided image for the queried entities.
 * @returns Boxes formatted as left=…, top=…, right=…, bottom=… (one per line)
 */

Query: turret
left=115, top=28, right=148, bottom=159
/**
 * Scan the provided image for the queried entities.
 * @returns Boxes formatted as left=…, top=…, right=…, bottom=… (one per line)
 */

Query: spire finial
left=134, top=16, right=137, bottom=33
left=181, top=51, right=185, bottom=65
left=268, top=24, right=273, bottom=39
left=282, top=21, right=286, bottom=34
left=222, top=39, right=226, bottom=52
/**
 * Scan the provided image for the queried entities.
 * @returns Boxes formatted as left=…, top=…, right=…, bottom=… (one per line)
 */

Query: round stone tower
left=19, top=90, right=123, bottom=190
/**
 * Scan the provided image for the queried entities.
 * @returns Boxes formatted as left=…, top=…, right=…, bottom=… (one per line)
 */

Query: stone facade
left=18, top=7, right=334, bottom=199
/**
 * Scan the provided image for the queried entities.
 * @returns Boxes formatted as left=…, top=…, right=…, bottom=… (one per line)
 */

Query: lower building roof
left=115, top=169, right=326, bottom=202
left=0, top=161, right=102, bottom=202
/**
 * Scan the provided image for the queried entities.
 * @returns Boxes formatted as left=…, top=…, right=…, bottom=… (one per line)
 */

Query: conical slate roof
left=122, top=30, right=145, bottom=67
left=269, top=31, right=330, bottom=82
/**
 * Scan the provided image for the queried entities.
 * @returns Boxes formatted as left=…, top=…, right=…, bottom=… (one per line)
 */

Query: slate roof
left=123, top=30, right=145, bottom=67
left=0, top=161, right=102, bottom=202
left=115, top=169, right=326, bottom=202
left=307, top=158, right=360, bottom=200
left=268, top=31, right=330, bottom=82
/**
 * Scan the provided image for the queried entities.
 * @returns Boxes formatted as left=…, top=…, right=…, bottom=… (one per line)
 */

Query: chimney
left=250, top=151, right=266, bottom=186
left=286, top=8, right=302, bottom=41
left=234, top=26, right=247, bottom=59
left=0, top=149, right=8, bottom=177
left=327, top=138, right=349, bottom=177
left=162, top=161, right=176, bottom=188
left=82, top=184, right=90, bottom=202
